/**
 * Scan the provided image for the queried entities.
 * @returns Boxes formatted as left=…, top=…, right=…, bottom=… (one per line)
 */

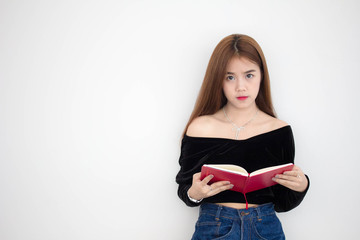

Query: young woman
left=175, top=34, right=309, bottom=239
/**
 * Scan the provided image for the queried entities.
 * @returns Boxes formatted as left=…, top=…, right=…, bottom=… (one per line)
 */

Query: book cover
left=200, top=163, right=294, bottom=193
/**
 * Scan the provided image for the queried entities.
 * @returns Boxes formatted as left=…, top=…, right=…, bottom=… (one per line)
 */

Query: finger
left=210, top=180, right=231, bottom=187
left=273, top=173, right=307, bottom=191
left=275, top=173, right=299, bottom=181
left=283, top=171, right=301, bottom=178
left=272, top=177, right=300, bottom=191
left=201, top=174, right=214, bottom=185
left=292, top=165, right=302, bottom=171
left=208, top=182, right=234, bottom=196
left=207, top=181, right=231, bottom=191
left=193, top=172, right=201, bottom=180
left=292, top=165, right=305, bottom=174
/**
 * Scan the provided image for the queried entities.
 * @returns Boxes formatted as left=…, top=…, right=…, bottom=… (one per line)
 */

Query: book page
left=205, top=164, right=248, bottom=176
left=250, top=163, right=293, bottom=176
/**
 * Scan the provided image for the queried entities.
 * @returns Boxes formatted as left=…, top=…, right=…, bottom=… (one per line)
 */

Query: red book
left=200, top=163, right=294, bottom=193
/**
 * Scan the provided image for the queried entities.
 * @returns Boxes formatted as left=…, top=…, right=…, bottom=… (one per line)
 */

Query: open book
left=200, top=163, right=294, bottom=193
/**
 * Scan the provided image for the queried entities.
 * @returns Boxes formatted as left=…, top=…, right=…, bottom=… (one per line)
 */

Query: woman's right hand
left=187, top=172, right=234, bottom=201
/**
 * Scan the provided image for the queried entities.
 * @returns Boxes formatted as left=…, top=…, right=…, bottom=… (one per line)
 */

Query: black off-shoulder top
left=175, top=126, right=309, bottom=212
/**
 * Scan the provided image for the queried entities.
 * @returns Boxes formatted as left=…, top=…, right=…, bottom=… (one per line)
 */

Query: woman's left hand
left=272, top=165, right=308, bottom=192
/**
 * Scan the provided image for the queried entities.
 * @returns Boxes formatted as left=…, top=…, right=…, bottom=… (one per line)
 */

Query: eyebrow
left=226, top=70, right=257, bottom=75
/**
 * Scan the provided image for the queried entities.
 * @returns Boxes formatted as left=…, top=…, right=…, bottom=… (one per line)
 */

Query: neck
left=223, top=104, right=259, bottom=124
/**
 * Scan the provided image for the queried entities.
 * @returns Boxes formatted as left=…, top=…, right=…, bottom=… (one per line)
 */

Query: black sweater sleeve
left=175, top=137, right=222, bottom=207
left=272, top=175, right=310, bottom=212
left=177, top=182, right=201, bottom=207
left=271, top=128, right=310, bottom=212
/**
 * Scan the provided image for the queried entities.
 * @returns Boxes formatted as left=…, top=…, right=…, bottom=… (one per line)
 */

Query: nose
left=236, top=77, right=246, bottom=92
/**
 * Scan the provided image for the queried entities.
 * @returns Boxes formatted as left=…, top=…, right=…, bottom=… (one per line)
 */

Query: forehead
left=226, top=56, right=260, bottom=72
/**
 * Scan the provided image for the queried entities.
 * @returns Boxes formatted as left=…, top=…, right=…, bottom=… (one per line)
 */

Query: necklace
left=222, top=107, right=259, bottom=139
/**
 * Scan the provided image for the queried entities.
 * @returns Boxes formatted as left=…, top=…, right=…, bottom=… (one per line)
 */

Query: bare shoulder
left=186, top=115, right=218, bottom=137
left=269, top=117, right=289, bottom=129
left=257, top=112, right=289, bottom=132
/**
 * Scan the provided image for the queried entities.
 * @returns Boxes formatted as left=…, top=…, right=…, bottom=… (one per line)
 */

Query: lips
left=237, top=96, right=248, bottom=100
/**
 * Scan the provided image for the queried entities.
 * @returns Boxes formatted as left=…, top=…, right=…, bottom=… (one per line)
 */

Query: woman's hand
left=272, top=165, right=308, bottom=192
left=187, top=172, right=234, bottom=201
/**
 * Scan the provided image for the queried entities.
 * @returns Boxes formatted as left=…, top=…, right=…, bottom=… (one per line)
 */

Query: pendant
left=233, top=126, right=245, bottom=140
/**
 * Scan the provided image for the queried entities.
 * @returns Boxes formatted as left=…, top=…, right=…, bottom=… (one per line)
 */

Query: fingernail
left=210, top=175, right=214, bottom=179
left=272, top=178, right=277, bottom=181
left=230, top=184, right=234, bottom=188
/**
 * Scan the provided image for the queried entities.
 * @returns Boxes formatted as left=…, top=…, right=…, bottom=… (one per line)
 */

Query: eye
left=226, top=75, right=235, bottom=81
left=245, top=74, right=254, bottom=79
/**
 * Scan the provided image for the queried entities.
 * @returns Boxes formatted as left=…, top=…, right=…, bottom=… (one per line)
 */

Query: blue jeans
left=192, top=203, right=285, bottom=240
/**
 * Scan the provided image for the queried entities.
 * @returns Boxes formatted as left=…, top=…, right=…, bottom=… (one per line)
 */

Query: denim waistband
left=199, top=203, right=275, bottom=220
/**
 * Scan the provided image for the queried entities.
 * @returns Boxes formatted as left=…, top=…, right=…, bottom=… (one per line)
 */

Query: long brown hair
left=183, top=34, right=276, bottom=136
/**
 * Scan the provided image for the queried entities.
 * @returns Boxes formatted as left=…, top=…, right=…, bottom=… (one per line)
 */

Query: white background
left=1, top=0, right=359, bottom=239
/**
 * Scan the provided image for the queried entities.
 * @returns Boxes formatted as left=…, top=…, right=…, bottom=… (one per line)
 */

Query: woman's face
left=222, top=56, right=261, bottom=110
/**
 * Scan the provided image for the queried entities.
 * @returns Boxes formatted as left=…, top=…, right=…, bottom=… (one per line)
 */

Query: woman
left=175, top=34, right=309, bottom=240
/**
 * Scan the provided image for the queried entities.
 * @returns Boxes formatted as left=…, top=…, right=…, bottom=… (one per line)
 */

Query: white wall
left=1, top=0, right=359, bottom=239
